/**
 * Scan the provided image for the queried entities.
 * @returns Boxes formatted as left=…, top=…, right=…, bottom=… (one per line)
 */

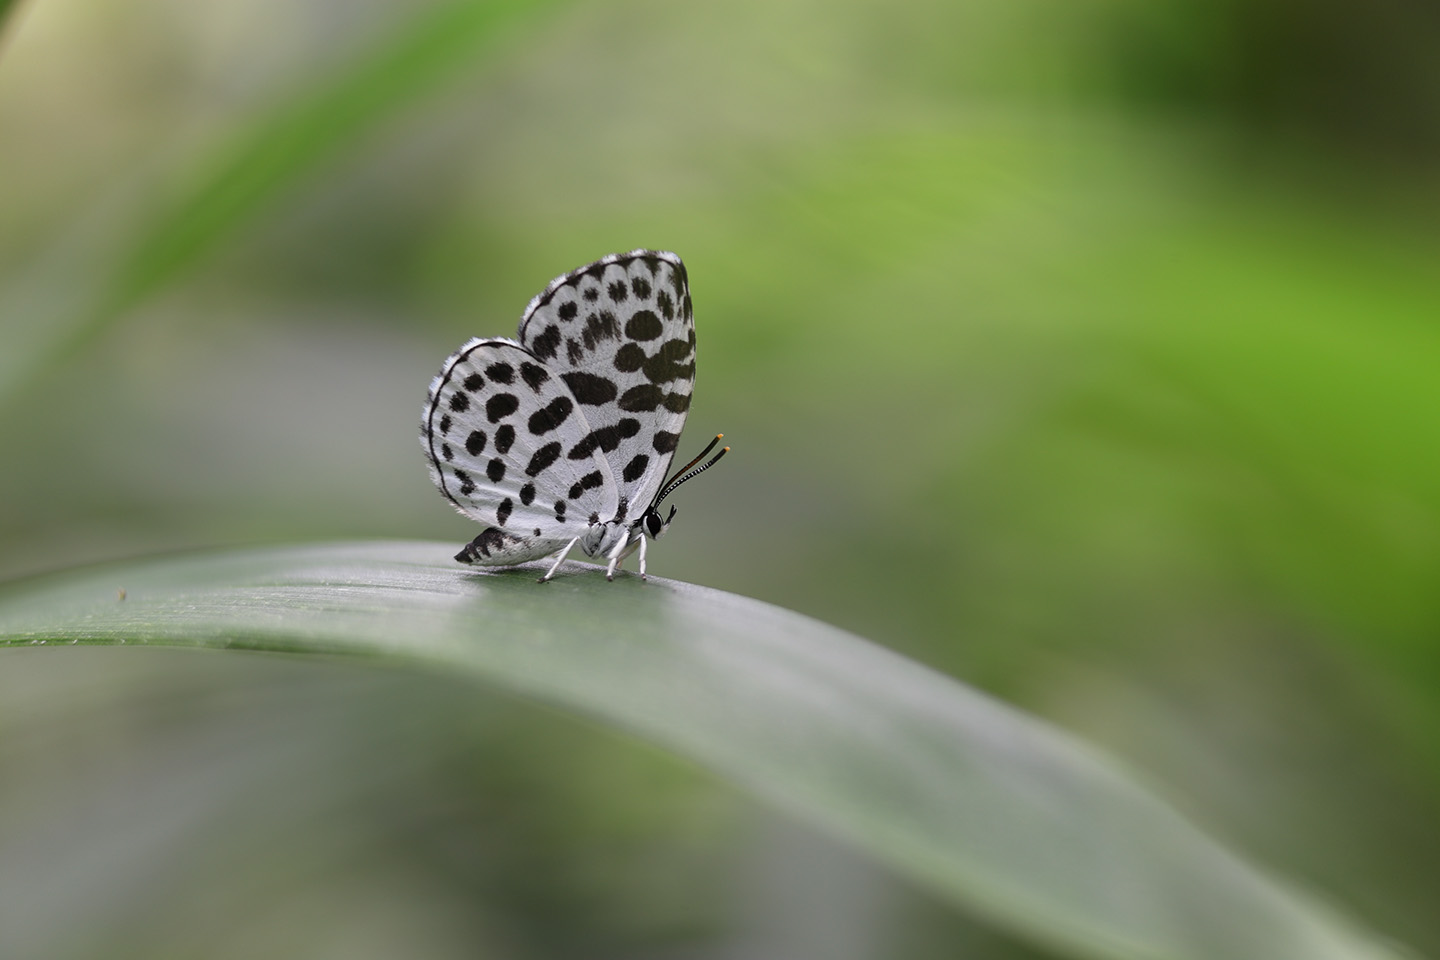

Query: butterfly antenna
left=662, top=434, right=723, bottom=488
left=655, top=435, right=729, bottom=508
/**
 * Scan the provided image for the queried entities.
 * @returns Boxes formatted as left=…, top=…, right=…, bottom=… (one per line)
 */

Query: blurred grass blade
left=0, top=0, right=25, bottom=51
left=0, top=0, right=562, bottom=409
left=108, top=0, right=555, bottom=312
left=0, top=542, right=1405, bottom=960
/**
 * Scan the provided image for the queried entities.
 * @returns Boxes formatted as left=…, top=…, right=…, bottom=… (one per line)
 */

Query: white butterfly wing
left=422, top=339, right=618, bottom=538
left=516, top=250, right=695, bottom=519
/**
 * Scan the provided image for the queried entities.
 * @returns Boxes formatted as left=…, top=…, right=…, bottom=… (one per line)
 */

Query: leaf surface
left=0, top=542, right=1403, bottom=960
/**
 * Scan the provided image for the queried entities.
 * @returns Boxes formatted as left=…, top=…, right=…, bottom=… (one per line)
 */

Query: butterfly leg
left=604, top=533, right=632, bottom=581
left=538, top=537, right=581, bottom=583
left=607, top=535, right=646, bottom=581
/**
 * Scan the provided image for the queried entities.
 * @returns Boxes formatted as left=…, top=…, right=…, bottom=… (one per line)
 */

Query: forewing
left=517, top=250, right=695, bottom=514
left=422, top=339, right=617, bottom=536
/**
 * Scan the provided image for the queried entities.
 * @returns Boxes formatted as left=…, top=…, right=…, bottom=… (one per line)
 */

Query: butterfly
left=421, top=250, right=728, bottom=582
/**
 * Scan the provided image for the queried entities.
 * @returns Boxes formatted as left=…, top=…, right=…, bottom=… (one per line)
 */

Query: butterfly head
left=642, top=504, right=678, bottom=540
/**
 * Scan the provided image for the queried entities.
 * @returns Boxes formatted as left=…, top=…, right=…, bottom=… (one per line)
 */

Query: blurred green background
left=2, top=0, right=1439, bottom=957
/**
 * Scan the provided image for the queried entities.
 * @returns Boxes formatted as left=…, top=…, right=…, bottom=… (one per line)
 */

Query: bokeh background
left=2, top=0, right=1439, bottom=957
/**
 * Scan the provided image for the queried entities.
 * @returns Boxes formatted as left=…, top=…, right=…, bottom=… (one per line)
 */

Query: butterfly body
left=421, top=250, right=722, bottom=581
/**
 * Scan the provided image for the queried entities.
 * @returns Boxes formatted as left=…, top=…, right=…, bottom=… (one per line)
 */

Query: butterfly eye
left=645, top=512, right=665, bottom=538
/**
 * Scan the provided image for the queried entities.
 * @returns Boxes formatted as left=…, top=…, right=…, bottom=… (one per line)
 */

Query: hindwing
left=423, top=339, right=618, bottom=536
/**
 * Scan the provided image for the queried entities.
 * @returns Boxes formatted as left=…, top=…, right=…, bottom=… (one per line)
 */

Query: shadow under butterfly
left=421, top=250, right=729, bottom=582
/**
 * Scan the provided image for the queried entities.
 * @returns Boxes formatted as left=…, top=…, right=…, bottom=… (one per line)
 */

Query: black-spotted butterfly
left=421, top=250, right=728, bottom=581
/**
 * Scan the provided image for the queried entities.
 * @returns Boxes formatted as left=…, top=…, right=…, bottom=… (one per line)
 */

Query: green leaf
left=0, top=542, right=1403, bottom=960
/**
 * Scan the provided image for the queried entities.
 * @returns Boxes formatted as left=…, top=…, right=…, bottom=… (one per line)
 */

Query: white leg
left=605, top=533, right=630, bottom=581
left=538, top=537, right=581, bottom=583
left=637, top=534, right=648, bottom=580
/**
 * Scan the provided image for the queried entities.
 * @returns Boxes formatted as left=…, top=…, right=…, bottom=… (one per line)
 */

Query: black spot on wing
left=589, top=511, right=600, bottom=525
left=608, top=280, right=628, bottom=303
left=448, top=392, right=469, bottom=413
left=567, top=470, right=604, bottom=500
left=622, top=454, right=650, bottom=483
left=631, top=276, right=651, bottom=300
left=567, top=434, right=598, bottom=459
left=567, top=417, right=641, bottom=459
left=441, top=443, right=453, bottom=461
left=608, top=338, right=695, bottom=384
left=487, top=459, right=506, bottom=482
left=663, top=391, right=692, bottom=414
left=454, top=469, right=475, bottom=496
left=582, top=310, right=620, bottom=351
left=464, top=372, right=484, bottom=391
left=528, top=396, right=574, bottom=435
left=618, top=384, right=663, bottom=412
left=554, top=500, right=567, bottom=522
left=439, top=415, right=451, bottom=435
left=614, top=497, right=629, bottom=523
left=558, top=301, right=578, bottom=321
left=653, top=431, right=679, bottom=454
left=485, top=362, right=514, bottom=384
left=496, top=424, right=515, bottom=454
left=520, top=362, right=549, bottom=391
left=682, top=293, right=692, bottom=320
left=519, top=483, right=536, bottom=505
left=582, top=286, right=599, bottom=302
left=614, top=343, right=645, bottom=372
left=566, top=338, right=584, bottom=365
left=643, top=340, right=695, bottom=384
left=526, top=442, right=562, bottom=477
left=531, top=325, right=561, bottom=361
left=656, top=290, right=674, bottom=321
left=486, top=393, right=518, bottom=423
left=497, top=498, right=512, bottom=527
left=561, top=372, right=618, bottom=405
left=465, top=430, right=486, bottom=456
left=625, top=310, right=663, bottom=341
left=457, top=527, right=505, bottom=562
